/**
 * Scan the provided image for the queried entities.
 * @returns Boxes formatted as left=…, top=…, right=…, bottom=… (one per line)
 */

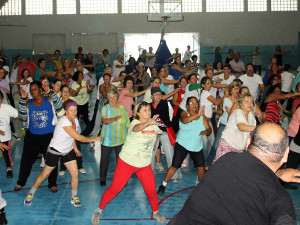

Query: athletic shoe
left=91, top=211, right=101, bottom=225
left=6, top=170, right=13, bottom=178
left=24, top=193, right=34, bottom=206
left=100, top=181, right=106, bottom=186
left=0, top=208, right=7, bottom=225
left=172, top=178, right=179, bottom=183
left=58, top=170, right=65, bottom=176
left=152, top=212, right=166, bottom=223
left=181, top=159, right=187, bottom=167
left=12, top=132, right=20, bottom=140
left=71, top=195, right=81, bottom=207
left=155, top=163, right=164, bottom=172
left=89, top=142, right=95, bottom=150
left=79, top=168, right=87, bottom=174
left=157, top=185, right=166, bottom=195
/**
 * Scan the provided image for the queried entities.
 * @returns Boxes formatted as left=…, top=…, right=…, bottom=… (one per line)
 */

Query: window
left=271, top=0, right=297, bottom=11
left=80, top=0, right=118, bottom=14
left=57, top=0, right=76, bottom=15
left=206, top=0, right=244, bottom=12
left=25, top=0, right=53, bottom=15
left=182, top=0, right=202, bottom=13
left=248, top=0, right=267, bottom=12
left=0, top=0, right=21, bottom=16
left=122, top=0, right=148, bottom=13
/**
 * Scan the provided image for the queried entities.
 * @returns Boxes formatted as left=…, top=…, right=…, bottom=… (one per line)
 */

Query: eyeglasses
left=104, top=77, right=110, bottom=80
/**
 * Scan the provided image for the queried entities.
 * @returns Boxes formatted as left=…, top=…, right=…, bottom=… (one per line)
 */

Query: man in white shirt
left=216, top=64, right=236, bottom=97
left=112, top=54, right=126, bottom=77
left=229, top=52, right=245, bottom=78
left=181, top=45, right=196, bottom=63
left=145, top=47, right=156, bottom=71
left=239, top=63, right=265, bottom=101
left=281, top=64, right=295, bottom=93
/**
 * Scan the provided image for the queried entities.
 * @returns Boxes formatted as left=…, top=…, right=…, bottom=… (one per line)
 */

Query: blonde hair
left=238, top=93, right=254, bottom=112
left=228, top=81, right=241, bottom=95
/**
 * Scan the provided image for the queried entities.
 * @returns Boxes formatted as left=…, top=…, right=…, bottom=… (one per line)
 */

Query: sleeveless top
left=173, top=90, right=185, bottom=116
left=265, top=100, right=280, bottom=123
left=169, top=64, right=182, bottom=80
left=28, top=96, right=55, bottom=134
left=176, top=114, right=205, bottom=152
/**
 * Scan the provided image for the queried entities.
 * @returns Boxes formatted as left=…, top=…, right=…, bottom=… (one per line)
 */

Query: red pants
left=99, top=157, right=159, bottom=212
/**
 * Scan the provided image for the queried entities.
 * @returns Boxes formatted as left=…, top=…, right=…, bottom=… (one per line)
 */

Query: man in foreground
left=169, top=123, right=296, bottom=225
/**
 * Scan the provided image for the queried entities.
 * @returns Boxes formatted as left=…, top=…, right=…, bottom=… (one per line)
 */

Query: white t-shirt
left=200, top=90, right=213, bottom=119
left=281, top=71, right=295, bottom=93
left=113, top=60, right=124, bottom=77
left=216, top=73, right=236, bottom=97
left=182, top=50, right=192, bottom=63
left=229, top=59, right=245, bottom=76
left=239, top=74, right=263, bottom=101
left=145, top=53, right=156, bottom=68
left=10, top=67, right=18, bottom=83
left=20, top=77, right=33, bottom=99
left=3, top=66, right=10, bottom=84
left=49, top=116, right=80, bottom=154
left=0, top=104, right=18, bottom=142
left=179, top=84, right=201, bottom=111
left=221, top=109, right=256, bottom=151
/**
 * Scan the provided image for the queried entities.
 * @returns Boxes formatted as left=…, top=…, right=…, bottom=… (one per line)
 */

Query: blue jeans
left=205, top=122, right=226, bottom=167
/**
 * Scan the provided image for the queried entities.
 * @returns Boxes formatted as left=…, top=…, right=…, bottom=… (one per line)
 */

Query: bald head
left=248, top=123, right=289, bottom=163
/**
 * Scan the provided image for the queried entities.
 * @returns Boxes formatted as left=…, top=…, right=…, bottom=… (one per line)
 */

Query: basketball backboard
left=147, top=0, right=184, bottom=22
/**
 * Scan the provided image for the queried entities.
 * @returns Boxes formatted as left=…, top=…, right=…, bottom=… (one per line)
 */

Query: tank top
left=265, top=100, right=280, bottom=123
left=28, top=96, right=55, bottom=134
left=176, top=114, right=205, bottom=152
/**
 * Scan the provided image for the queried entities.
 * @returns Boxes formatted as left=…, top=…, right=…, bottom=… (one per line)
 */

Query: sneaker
left=40, top=158, right=45, bottom=168
left=58, top=170, right=65, bottom=176
left=181, top=159, right=187, bottom=168
left=6, top=169, right=13, bottom=178
left=157, top=185, right=166, bottom=195
left=153, top=212, right=166, bottom=223
left=79, top=168, right=87, bottom=174
left=24, top=193, right=34, bottom=206
left=12, top=132, right=20, bottom=140
left=172, top=178, right=179, bottom=183
left=91, top=211, right=101, bottom=225
left=89, top=142, right=95, bottom=150
left=155, top=163, right=164, bottom=172
left=0, top=208, right=7, bottom=225
left=71, top=195, right=81, bottom=207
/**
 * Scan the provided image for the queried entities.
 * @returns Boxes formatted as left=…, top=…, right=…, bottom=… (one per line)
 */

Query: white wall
left=0, top=11, right=299, bottom=52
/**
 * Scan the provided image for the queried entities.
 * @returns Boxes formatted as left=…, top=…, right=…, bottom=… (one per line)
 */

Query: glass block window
left=248, top=0, right=267, bottom=11
left=206, top=0, right=244, bottom=12
left=57, top=0, right=76, bottom=15
left=80, top=0, right=118, bottom=14
left=182, top=0, right=202, bottom=12
left=25, top=0, right=53, bottom=15
left=271, top=0, right=297, bottom=11
left=0, top=0, right=21, bottom=16
left=122, top=0, right=148, bottom=13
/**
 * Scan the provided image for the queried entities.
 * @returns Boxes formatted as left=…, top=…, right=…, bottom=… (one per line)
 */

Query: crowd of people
left=0, top=44, right=300, bottom=224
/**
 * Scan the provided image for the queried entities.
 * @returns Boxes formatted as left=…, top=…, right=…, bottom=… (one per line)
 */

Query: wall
left=0, top=10, right=299, bottom=67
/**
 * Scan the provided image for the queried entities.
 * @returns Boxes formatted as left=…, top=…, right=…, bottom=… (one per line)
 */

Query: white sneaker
left=181, top=159, right=187, bottom=167
left=40, top=158, right=45, bottom=168
left=153, top=212, right=166, bottom=223
left=91, top=211, right=101, bottom=225
left=89, top=142, right=95, bottom=150
left=155, top=163, right=164, bottom=172
left=172, top=178, right=179, bottom=183
left=79, top=168, right=86, bottom=174
left=58, top=170, right=65, bottom=176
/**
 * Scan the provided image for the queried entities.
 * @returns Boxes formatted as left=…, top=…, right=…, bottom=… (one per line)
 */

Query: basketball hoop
left=161, top=16, right=170, bottom=22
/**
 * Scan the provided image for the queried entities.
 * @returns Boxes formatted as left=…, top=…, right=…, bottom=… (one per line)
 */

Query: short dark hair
left=102, top=49, right=109, bottom=54
left=191, top=55, right=198, bottom=61
left=72, top=71, right=83, bottom=81
left=123, top=75, right=134, bottom=87
left=38, top=58, right=45, bottom=67
left=134, top=101, right=150, bottom=120
left=223, top=63, right=231, bottom=70
left=248, top=123, right=289, bottom=163
left=246, top=63, right=254, bottom=69
left=186, top=96, right=199, bottom=108
left=284, top=64, right=291, bottom=71
left=200, top=76, right=211, bottom=86
left=119, top=71, right=126, bottom=77
left=187, top=73, right=197, bottom=81
left=150, top=76, right=161, bottom=83
left=52, top=79, right=62, bottom=86
left=60, top=84, right=69, bottom=92
left=30, top=81, right=43, bottom=89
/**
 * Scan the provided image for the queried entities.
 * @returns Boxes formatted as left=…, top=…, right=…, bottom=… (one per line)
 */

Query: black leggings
left=77, top=102, right=89, bottom=126
left=1, top=141, right=12, bottom=168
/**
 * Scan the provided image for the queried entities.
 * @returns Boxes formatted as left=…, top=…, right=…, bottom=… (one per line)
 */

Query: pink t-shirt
left=118, top=88, right=134, bottom=117
left=287, top=107, right=300, bottom=137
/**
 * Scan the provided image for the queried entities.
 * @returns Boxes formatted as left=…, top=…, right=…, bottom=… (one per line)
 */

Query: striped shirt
left=100, top=104, right=130, bottom=147
left=265, top=100, right=280, bottom=123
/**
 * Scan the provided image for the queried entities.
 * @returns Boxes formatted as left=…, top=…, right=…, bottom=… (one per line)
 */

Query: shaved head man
left=169, top=123, right=296, bottom=225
